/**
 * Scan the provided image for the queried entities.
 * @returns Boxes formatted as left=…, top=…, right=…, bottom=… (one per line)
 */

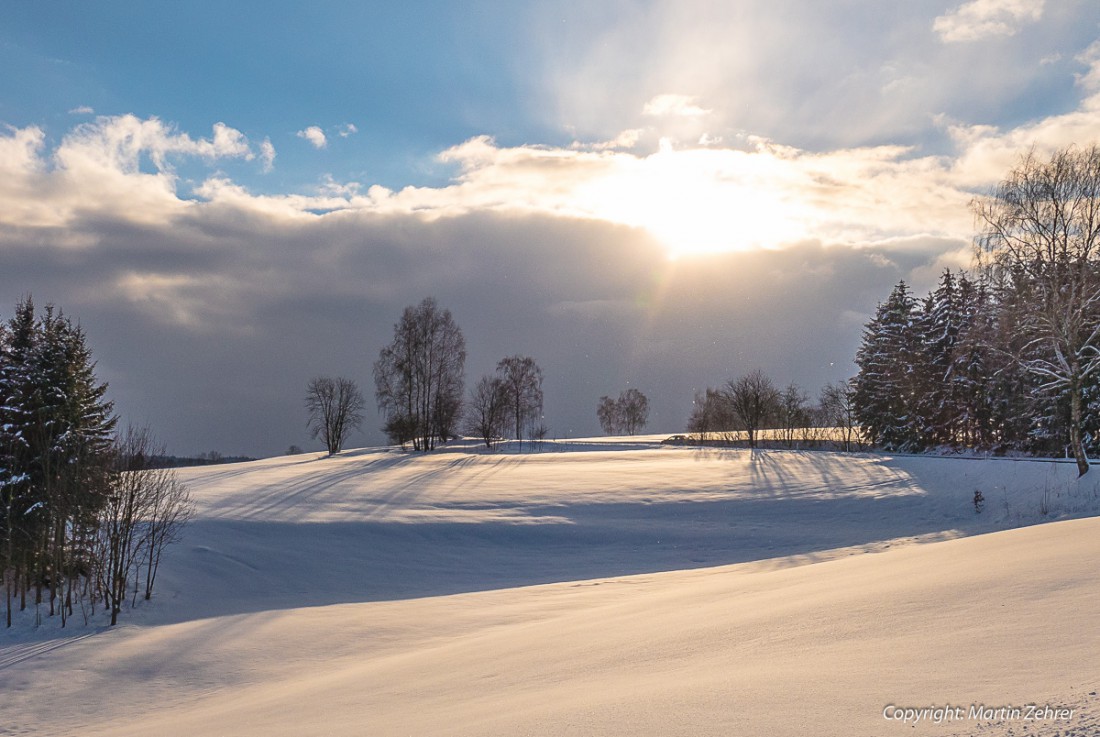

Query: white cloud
left=55, top=116, right=252, bottom=173
left=339, top=123, right=358, bottom=138
left=4, top=86, right=1100, bottom=258
left=572, top=129, right=644, bottom=152
left=297, top=126, right=328, bottom=149
left=1076, top=41, right=1100, bottom=97
left=933, top=0, right=1044, bottom=43
left=0, top=114, right=947, bottom=254
left=536, top=1, right=1095, bottom=152
left=945, top=57, right=1100, bottom=186
left=68, top=105, right=95, bottom=115
left=642, top=94, right=711, bottom=118
left=259, top=137, right=276, bottom=173
left=0, top=115, right=260, bottom=228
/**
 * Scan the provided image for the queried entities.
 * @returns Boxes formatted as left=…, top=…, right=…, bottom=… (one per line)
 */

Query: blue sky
left=2, top=2, right=558, bottom=190
left=2, top=1, right=1100, bottom=455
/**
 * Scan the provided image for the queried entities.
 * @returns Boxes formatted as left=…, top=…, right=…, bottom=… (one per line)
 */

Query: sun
left=575, top=144, right=810, bottom=258
left=645, top=184, right=801, bottom=258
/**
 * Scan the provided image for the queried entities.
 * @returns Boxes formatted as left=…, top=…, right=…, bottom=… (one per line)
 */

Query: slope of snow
left=2, top=443, right=1099, bottom=736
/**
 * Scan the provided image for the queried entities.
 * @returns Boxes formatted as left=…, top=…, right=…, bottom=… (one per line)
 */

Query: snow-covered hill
left=3, top=441, right=1099, bottom=736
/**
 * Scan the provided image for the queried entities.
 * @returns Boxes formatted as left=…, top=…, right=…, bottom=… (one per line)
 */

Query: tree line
left=853, top=144, right=1100, bottom=475
left=306, top=297, right=547, bottom=454
left=1, top=297, right=191, bottom=628
left=685, top=369, right=861, bottom=451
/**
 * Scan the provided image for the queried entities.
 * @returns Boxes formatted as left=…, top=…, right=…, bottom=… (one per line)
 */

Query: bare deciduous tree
left=100, top=426, right=192, bottom=626
left=725, top=370, right=779, bottom=449
left=374, top=298, right=466, bottom=452
left=465, top=376, right=508, bottom=449
left=974, top=144, right=1100, bottom=476
left=778, top=382, right=808, bottom=448
left=686, top=387, right=737, bottom=442
left=618, top=388, right=649, bottom=435
left=496, top=355, right=543, bottom=442
left=820, top=380, right=861, bottom=452
left=140, top=459, right=191, bottom=603
left=306, top=376, right=365, bottom=456
left=596, top=395, right=620, bottom=435
left=597, top=389, right=649, bottom=436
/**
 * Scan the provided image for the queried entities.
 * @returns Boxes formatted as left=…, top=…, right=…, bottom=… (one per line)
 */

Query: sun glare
left=645, top=182, right=805, bottom=258
left=576, top=144, right=812, bottom=258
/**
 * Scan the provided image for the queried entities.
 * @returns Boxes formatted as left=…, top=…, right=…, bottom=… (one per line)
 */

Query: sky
left=1, top=0, right=1099, bottom=456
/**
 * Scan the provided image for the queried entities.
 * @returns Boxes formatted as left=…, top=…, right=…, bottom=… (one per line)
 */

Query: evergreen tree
left=986, top=269, right=1058, bottom=455
left=1, top=299, right=116, bottom=626
left=950, top=274, right=997, bottom=449
left=0, top=299, right=42, bottom=625
left=30, top=307, right=116, bottom=623
left=854, top=281, right=921, bottom=450
left=919, top=270, right=966, bottom=447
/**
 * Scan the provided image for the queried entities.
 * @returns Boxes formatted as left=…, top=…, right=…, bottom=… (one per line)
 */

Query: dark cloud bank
left=0, top=208, right=963, bottom=456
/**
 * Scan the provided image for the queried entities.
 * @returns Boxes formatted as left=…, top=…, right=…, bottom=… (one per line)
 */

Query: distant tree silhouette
left=305, top=376, right=365, bottom=455
left=496, top=355, right=543, bottom=441
left=374, top=298, right=466, bottom=451
left=597, top=389, right=649, bottom=435
left=725, top=370, right=779, bottom=449
left=778, top=383, right=808, bottom=448
left=466, top=375, right=508, bottom=449
left=819, top=380, right=860, bottom=452
left=597, top=395, right=619, bottom=435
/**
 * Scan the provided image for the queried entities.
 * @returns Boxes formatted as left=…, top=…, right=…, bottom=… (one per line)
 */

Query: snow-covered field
left=3, top=439, right=1100, bottom=736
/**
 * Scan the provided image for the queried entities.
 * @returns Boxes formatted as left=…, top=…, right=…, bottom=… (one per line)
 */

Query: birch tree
left=374, top=298, right=465, bottom=451
left=496, top=355, right=543, bottom=442
left=465, top=376, right=508, bottom=449
left=975, top=144, right=1100, bottom=476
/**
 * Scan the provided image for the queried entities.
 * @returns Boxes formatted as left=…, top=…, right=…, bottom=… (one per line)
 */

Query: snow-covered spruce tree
left=31, top=306, right=116, bottom=625
left=978, top=270, right=1044, bottom=453
left=0, top=312, right=14, bottom=627
left=854, top=281, right=922, bottom=450
left=949, top=274, right=998, bottom=449
left=917, top=270, right=965, bottom=448
left=0, top=299, right=117, bottom=627
left=906, top=291, right=936, bottom=450
left=1, top=298, right=45, bottom=624
left=975, top=144, right=1100, bottom=475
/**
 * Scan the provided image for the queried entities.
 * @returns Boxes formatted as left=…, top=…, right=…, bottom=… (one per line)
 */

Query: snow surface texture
left=2, top=439, right=1099, bottom=736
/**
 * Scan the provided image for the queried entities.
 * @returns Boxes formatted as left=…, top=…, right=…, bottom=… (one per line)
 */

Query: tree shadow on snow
left=148, top=488, right=966, bottom=626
